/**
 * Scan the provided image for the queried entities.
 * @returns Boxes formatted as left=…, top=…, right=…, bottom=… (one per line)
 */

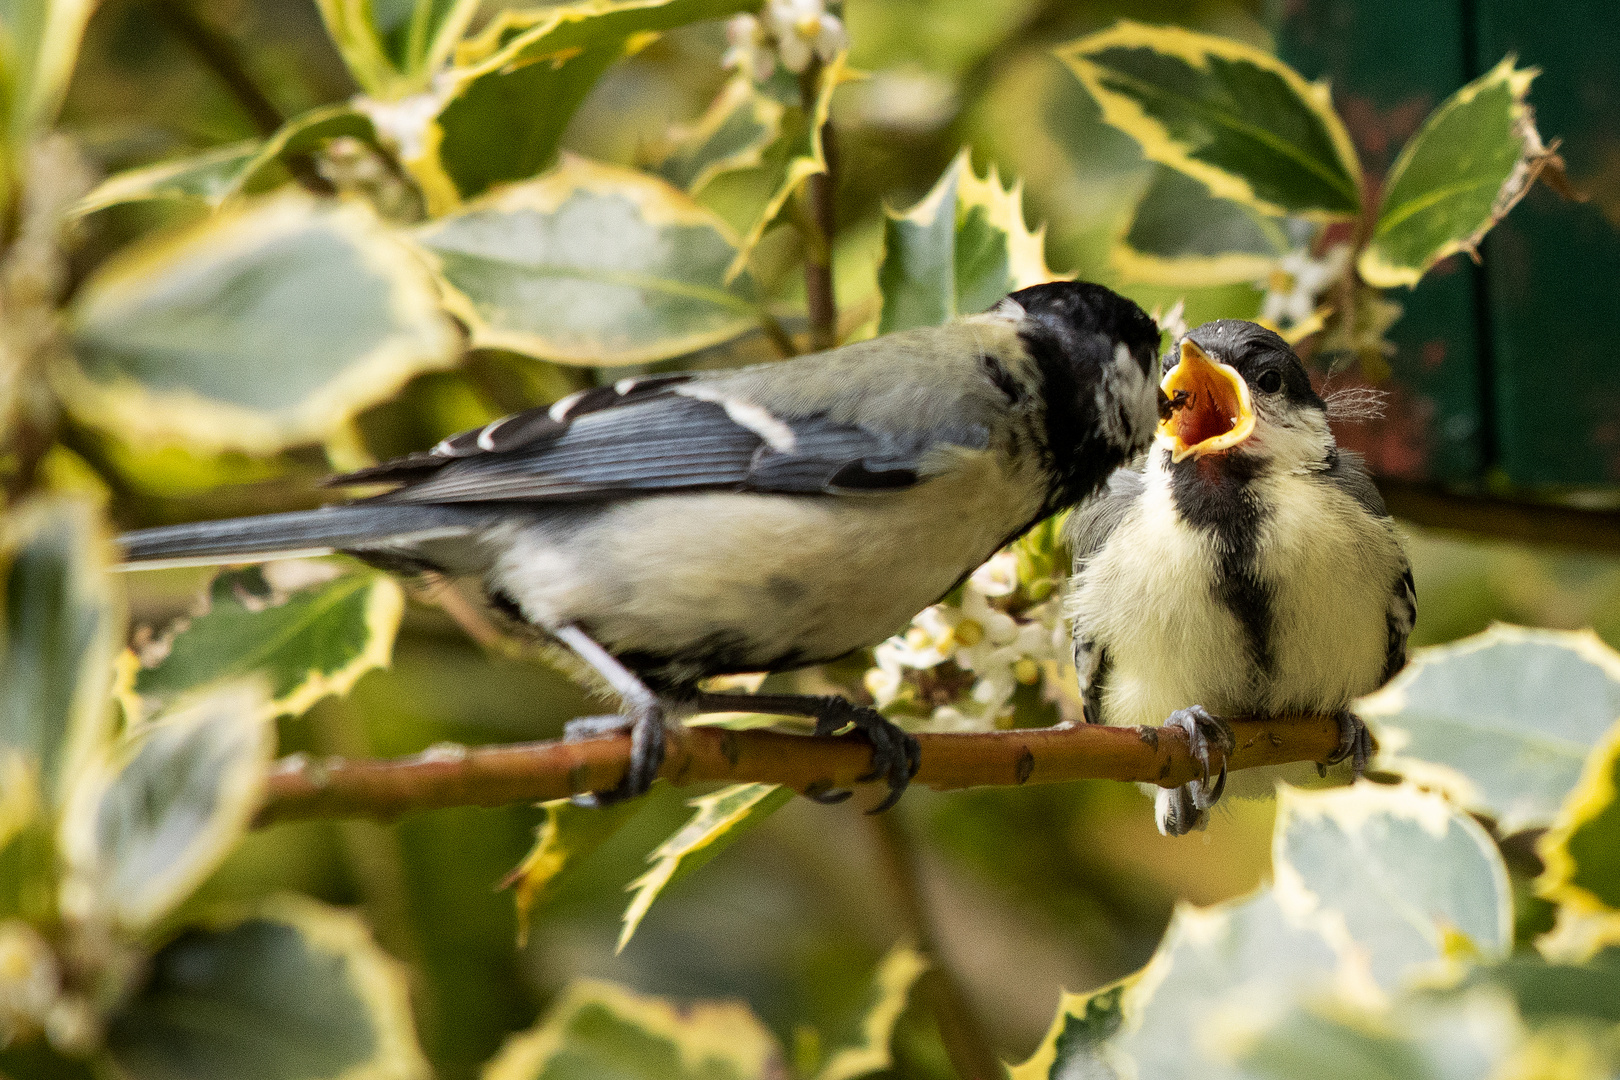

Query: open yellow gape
left=1158, top=339, right=1255, bottom=462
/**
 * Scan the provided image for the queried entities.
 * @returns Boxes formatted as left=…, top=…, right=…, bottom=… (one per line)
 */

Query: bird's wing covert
left=331, top=373, right=983, bottom=503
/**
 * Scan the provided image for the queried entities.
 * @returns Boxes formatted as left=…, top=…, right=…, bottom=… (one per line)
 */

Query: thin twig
left=798, top=61, right=838, bottom=352
left=868, top=811, right=1003, bottom=1080
left=1376, top=477, right=1620, bottom=554
left=150, top=0, right=335, bottom=195
left=255, top=714, right=1342, bottom=825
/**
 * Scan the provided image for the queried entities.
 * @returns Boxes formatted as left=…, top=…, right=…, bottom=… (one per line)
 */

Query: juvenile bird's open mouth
left=1158, top=340, right=1255, bottom=462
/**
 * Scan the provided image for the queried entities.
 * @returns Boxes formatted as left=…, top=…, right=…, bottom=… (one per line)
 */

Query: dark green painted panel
left=1474, top=0, right=1620, bottom=486
left=1274, top=0, right=1487, bottom=483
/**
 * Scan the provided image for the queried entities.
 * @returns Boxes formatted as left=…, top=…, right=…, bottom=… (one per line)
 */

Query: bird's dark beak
left=1157, top=340, right=1255, bottom=463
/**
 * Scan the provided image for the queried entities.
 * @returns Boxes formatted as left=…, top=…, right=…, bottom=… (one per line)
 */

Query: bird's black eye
left=1257, top=369, right=1284, bottom=394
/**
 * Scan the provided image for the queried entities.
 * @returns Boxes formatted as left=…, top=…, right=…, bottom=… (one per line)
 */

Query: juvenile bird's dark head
left=1157, top=319, right=1329, bottom=467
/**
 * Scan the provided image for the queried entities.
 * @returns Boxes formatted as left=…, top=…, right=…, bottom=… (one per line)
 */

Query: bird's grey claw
left=804, top=779, right=854, bottom=804
left=567, top=706, right=666, bottom=807
left=1156, top=705, right=1234, bottom=836
left=1325, top=709, right=1373, bottom=777
left=810, top=697, right=919, bottom=813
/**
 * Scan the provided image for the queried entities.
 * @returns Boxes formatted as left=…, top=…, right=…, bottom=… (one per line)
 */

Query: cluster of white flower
left=1257, top=243, right=1350, bottom=330
left=723, top=0, right=847, bottom=82
left=863, top=548, right=1075, bottom=733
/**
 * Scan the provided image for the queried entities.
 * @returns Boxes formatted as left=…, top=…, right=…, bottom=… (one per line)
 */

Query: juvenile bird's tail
left=116, top=504, right=488, bottom=570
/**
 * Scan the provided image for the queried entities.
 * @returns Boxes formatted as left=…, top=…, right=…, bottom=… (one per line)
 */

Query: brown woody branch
left=255, top=713, right=1343, bottom=826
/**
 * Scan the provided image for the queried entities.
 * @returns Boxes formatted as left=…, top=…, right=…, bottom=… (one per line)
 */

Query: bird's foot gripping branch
left=253, top=712, right=1346, bottom=825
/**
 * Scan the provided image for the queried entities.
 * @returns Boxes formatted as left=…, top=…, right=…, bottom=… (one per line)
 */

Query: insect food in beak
left=1157, top=339, right=1255, bottom=462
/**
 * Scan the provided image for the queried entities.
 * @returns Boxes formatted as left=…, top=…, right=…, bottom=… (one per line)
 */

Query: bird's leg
left=553, top=624, right=666, bottom=807
left=1322, top=709, right=1373, bottom=777
left=1154, top=705, right=1235, bottom=837
left=692, top=691, right=921, bottom=812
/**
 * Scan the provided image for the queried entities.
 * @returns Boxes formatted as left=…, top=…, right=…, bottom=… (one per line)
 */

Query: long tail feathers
left=115, top=505, right=484, bottom=570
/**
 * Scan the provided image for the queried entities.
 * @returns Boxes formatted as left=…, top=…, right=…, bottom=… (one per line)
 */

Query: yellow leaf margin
left=484, top=978, right=782, bottom=1080
left=814, top=945, right=929, bottom=1080
left=1537, top=718, right=1620, bottom=925
left=1055, top=21, right=1362, bottom=221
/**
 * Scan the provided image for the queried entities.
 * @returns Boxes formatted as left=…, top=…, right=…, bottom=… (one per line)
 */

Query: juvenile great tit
left=118, top=281, right=1165, bottom=810
left=1065, top=320, right=1415, bottom=835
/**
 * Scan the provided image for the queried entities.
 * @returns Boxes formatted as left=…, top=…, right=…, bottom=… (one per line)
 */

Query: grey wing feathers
left=117, top=504, right=490, bottom=566
left=1385, top=564, right=1417, bottom=683
left=1065, top=466, right=1145, bottom=567
left=337, top=373, right=977, bottom=506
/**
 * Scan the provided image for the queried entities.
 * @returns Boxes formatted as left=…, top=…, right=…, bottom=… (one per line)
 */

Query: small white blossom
left=1151, top=299, right=1188, bottom=343
left=969, top=550, right=1020, bottom=598
left=762, top=0, right=846, bottom=74
left=722, top=14, right=776, bottom=82
left=1258, top=244, right=1350, bottom=329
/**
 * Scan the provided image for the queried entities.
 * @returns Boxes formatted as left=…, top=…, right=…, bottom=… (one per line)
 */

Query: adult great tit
left=1065, top=320, right=1415, bottom=835
left=118, top=281, right=1165, bottom=810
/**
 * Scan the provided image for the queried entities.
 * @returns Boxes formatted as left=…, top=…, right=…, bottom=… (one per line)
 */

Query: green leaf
left=482, top=978, right=784, bottom=1080
left=618, top=783, right=792, bottom=952
left=652, top=76, right=786, bottom=195
left=878, top=148, right=1056, bottom=333
left=0, top=0, right=96, bottom=141
left=72, top=106, right=390, bottom=220
left=118, top=566, right=404, bottom=724
left=812, top=945, right=929, bottom=1080
left=414, top=155, right=763, bottom=365
left=1357, top=625, right=1620, bottom=834
left=1054, top=21, right=1362, bottom=219
left=1008, top=984, right=1127, bottom=1080
left=1113, top=165, right=1290, bottom=286
left=713, top=54, right=845, bottom=282
left=1021, top=892, right=1352, bottom=1079
left=314, top=0, right=410, bottom=97
left=382, top=0, right=754, bottom=213
left=105, top=894, right=430, bottom=1080
left=1537, top=719, right=1620, bottom=924
left=58, top=680, right=273, bottom=932
left=1360, top=57, right=1549, bottom=288
left=506, top=796, right=642, bottom=947
left=1235, top=990, right=1527, bottom=1080
left=1273, top=783, right=1513, bottom=990
left=70, top=142, right=263, bottom=218
left=63, top=192, right=461, bottom=454
left=0, top=499, right=120, bottom=811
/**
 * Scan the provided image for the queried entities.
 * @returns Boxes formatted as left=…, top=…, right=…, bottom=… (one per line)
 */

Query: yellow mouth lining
left=1157, top=339, right=1255, bottom=463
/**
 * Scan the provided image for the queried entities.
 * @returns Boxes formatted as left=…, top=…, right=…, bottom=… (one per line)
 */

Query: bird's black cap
left=1175, top=319, right=1324, bottom=412
left=1010, top=280, right=1161, bottom=378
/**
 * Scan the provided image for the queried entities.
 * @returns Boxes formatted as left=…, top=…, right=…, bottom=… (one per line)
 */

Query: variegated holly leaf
left=710, top=55, right=846, bottom=282
left=105, top=894, right=430, bottom=1080
left=0, top=0, right=96, bottom=143
left=371, top=0, right=754, bottom=214
left=812, top=945, right=929, bottom=1080
left=878, top=149, right=1056, bottom=333
left=71, top=142, right=263, bottom=217
left=1358, top=625, right=1620, bottom=835
left=59, top=680, right=273, bottom=932
left=618, top=783, right=791, bottom=952
left=652, top=76, right=786, bottom=195
left=63, top=193, right=461, bottom=454
left=1, top=499, right=120, bottom=814
left=118, top=565, right=404, bottom=724
left=1055, top=21, right=1362, bottom=219
left=1360, top=57, right=1551, bottom=288
left=316, top=0, right=480, bottom=95
left=414, top=155, right=764, bottom=365
left=73, top=106, right=388, bottom=219
left=1273, top=784, right=1512, bottom=991
left=1013, top=891, right=1354, bottom=1080
left=1537, top=720, right=1620, bottom=933
left=505, top=796, right=642, bottom=946
left=483, top=978, right=784, bottom=1080
left=1114, top=166, right=1291, bottom=286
